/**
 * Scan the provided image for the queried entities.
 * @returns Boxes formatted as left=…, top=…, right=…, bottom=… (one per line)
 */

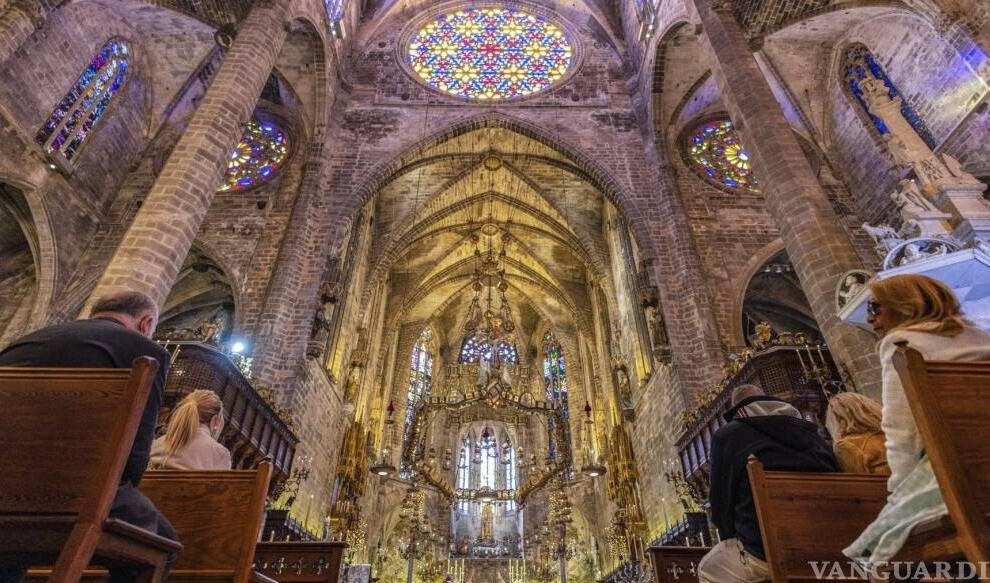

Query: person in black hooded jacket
left=697, top=384, right=838, bottom=583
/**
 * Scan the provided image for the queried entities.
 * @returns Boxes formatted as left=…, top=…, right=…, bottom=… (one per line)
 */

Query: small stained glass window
left=36, top=39, right=130, bottom=161
left=459, top=336, right=519, bottom=365
left=543, top=331, right=570, bottom=463
left=218, top=120, right=289, bottom=192
left=842, top=44, right=936, bottom=149
left=400, top=328, right=433, bottom=478
left=685, top=119, right=759, bottom=192
left=325, top=0, right=344, bottom=21
left=407, top=8, right=573, bottom=100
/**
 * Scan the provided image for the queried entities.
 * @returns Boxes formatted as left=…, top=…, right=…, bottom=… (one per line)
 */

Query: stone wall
left=827, top=10, right=990, bottom=219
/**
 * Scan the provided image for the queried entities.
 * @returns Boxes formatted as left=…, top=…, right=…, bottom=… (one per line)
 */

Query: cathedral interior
left=0, top=0, right=988, bottom=579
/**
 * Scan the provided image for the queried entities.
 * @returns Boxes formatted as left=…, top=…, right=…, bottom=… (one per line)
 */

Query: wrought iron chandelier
left=461, top=222, right=517, bottom=356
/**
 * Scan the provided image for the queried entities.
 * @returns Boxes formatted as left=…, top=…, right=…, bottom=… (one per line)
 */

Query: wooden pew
left=646, top=545, right=710, bottom=582
left=253, top=542, right=346, bottom=582
left=893, top=345, right=990, bottom=564
left=748, top=458, right=889, bottom=582
left=139, top=463, right=273, bottom=582
left=0, top=358, right=181, bottom=582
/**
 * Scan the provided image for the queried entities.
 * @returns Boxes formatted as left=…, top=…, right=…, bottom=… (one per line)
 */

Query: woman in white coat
left=844, top=274, right=990, bottom=565
left=151, top=389, right=232, bottom=470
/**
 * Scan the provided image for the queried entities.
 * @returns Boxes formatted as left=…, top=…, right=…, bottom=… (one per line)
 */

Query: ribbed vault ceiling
left=369, top=127, right=612, bottom=361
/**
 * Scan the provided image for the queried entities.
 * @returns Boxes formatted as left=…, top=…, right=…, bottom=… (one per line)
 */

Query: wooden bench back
left=253, top=541, right=346, bottom=582
left=140, top=463, right=271, bottom=581
left=748, top=458, right=889, bottom=582
left=646, top=546, right=709, bottom=583
left=893, top=346, right=990, bottom=563
left=0, top=359, right=158, bottom=577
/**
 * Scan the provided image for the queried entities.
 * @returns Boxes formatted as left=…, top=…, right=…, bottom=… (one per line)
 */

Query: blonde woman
left=151, top=390, right=232, bottom=470
left=825, top=392, right=890, bottom=476
left=844, top=274, right=990, bottom=565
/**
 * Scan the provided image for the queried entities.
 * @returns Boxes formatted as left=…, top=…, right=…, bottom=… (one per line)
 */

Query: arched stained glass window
left=504, top=438, right=517, bottom=511
left=842, top=44, right=936, bottom=149
left=480, top=439, right=497, bottom=489
left=36, top=39, right=130, bottom=162
left=457, top=434, right=471, bottom=510
left=217, top=120, right=290, bottom=192
left=407, top=8, right=573, bottom=100
left=543, top=331, right=570, bottom=462
left=685, top=119, right=759, bottom=192
left=325, top=0, right=344, bottom=21
left=459, top=336, right=519, bottom=365
left=401, top=329, right=433, bottom=477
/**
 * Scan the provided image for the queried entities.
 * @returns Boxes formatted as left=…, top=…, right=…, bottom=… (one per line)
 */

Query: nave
left=1, top=0, right=990, bottom=580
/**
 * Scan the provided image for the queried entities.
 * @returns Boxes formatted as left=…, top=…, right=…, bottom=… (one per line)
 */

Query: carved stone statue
left=862, top=222, right=903, bottom=258
left=343, top=363, right=362, bottom=403
left=197, top=317, right=224, bottom=345
left=889, top=178, right=953, bottom=238
left=753, top=321, right=773, bottom=349
left=306, top=304, right=333, bottom=359
left=836, top=271, right=870, bottom=310
left=614, top=365, right=633, bottom=412
left=885, top=238, right=957, bottom=269
left=480, top=504, right=494, bottom=542
left=859, top=75, right=932, bottom=169
left=892, top=179, right=935, bottom=213
left=645, top=305, right=669, bottom=348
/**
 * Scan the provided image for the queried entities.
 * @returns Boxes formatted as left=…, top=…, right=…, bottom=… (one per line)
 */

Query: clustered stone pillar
left=86, top=0, right=291, bottom=309
left=250, top=141, right=333, bottom=393
left=690, top=0, right=881, bottom=394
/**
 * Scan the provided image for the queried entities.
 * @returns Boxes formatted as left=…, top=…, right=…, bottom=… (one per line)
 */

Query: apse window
left=407, top=8, right=573, bottom=100
left=218, top=120, right=290, bottom=192
left=685, top=119, right=759, bottom=193
left=36, top=38, right=130, bottom=162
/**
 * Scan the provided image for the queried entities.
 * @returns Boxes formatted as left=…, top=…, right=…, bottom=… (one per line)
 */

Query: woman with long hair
left=151, top=389, right=232, bottom=470
left=844, top=274, right=990, bottom=565
left=825, top=392, right=890, bottom=475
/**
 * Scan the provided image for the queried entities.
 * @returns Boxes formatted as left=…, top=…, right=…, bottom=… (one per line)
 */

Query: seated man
left=0, top=291, right=176, bottom=583
left=698, top=384, right=838, bottom=583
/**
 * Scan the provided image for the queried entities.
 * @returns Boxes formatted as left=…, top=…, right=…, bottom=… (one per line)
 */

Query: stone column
left=249, top=141, right=335, bottom=393
left=85, top=0, right=291, bottom=308
left=689, top=0, right=881, bottom=394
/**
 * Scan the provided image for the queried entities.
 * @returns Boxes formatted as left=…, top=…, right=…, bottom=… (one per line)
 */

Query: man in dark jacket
left=698, top=384, right=838, bottom=583
left=0, top=291, right=176, bottom=583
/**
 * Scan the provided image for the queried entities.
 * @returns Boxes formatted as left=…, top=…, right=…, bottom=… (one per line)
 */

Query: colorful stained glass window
left=407, top=8, right=573, bottom=100
left=36, top=39, right=129, bottom=161
left=401, top=328, right=433, bottom=477
left=843, top=44, right=936, bottom=149
left=459, top=336, right=519, bottom=365
left=686, top=119, right=759, bottom=192
left=543, top=331, right=570, bottom=462
left=325, top=0, right=344, bottom=21
left=457, top=434, right=471, bottom=510
left=217, top=120, right=289, bottom=192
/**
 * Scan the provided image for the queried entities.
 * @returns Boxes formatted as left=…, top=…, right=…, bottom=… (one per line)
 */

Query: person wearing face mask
left=151, top=390, right=232, bottom=471
left=844, top=274, right=990, bottom=566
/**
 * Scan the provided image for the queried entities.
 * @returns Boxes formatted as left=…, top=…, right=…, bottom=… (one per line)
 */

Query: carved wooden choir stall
left=648, top=347, right=990, bottom=582
left=0, top=347, right=348, bottom=583
left=159, top=341, right=299, bottom=490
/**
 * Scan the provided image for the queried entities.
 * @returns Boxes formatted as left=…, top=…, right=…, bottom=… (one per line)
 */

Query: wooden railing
left=158, top=341, right=299, bottom=491
left=650, top=512, right=713, bottom=548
